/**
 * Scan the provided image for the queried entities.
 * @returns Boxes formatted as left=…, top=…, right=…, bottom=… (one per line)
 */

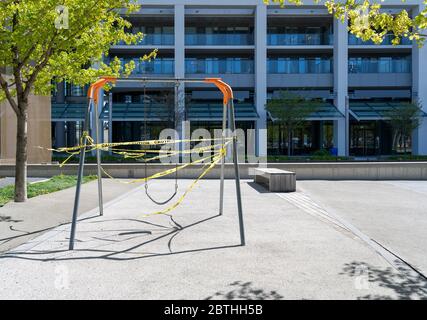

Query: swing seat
left=145, top=183, right=178, bottom=205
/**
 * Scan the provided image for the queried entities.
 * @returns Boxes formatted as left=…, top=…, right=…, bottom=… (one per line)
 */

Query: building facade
left=51, top=0, right=427, bottom=158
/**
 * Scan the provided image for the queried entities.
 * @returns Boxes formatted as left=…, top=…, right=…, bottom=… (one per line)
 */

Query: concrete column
left=56, top=82, right=65, bottom=104
left=412, top=3, right=427, bottom=155
left=174, top=4, right=186, bottom=161
left=108, top=92, right=113, bottom=144
left=55, top=121, right=66, bottom=148
left=333, top=17, right=348, bottom=156
left=255, top=4, right=267, bottom=160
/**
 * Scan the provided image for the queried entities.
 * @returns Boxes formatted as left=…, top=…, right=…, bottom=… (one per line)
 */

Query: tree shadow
left=340, top=261, right=427, bottom=300
left=204, top=281, right=284, bottom=300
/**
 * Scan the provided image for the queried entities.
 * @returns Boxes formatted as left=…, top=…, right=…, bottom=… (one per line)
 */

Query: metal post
left=108, top=92, right=113, bottom=155
left=228, top=99, right=245, bottom=246
left=345, top=95, right=350, bottom=157
left=94, top=96, right=104, bottom=216
left=69, top=99, right=92, bottom=250
left=219, top=101, right=227, bottom=215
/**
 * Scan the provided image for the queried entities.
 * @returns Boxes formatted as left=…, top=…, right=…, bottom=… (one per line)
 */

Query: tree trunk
left=287, top=129, right=291, bottom=157
left=14, top=104, right=28, bottom=202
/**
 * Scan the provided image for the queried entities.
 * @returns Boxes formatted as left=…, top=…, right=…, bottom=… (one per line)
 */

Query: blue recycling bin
left=330, top=147, right=338, bottom=156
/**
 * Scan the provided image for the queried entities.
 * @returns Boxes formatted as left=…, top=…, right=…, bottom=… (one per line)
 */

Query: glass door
left=350, top=121, right=378, bottom=156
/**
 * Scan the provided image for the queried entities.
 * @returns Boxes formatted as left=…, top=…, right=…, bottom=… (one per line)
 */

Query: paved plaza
left=0, top=178, right=426, bottom=299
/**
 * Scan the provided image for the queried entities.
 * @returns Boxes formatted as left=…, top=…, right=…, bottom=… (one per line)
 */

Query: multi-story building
left=50, top=0, right=427, bottom=159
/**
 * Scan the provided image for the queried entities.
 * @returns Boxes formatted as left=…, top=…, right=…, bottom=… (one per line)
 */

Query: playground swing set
left=58, top=76, right=245, bottom=250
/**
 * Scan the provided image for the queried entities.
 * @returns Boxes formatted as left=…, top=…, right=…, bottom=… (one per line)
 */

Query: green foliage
left=0, top=174, right=96, bottom=207
left=265, top=91, right=320, bottom=130
left=264, top=0, right=427, bottom=46
left=383, top=101, right=423, bottom=152
left=386, top=154, right=427, bottom=161
left=0, top=0, right=156, bottom=104
left=384, top=101, right=423, bottom=134
left=265, top=91, right=321, bottom=156
left=267, top=154, right=351, bottom=162
left=265, top=91, right=319, bottom=124
left=312, top=149, right=331, bottom=157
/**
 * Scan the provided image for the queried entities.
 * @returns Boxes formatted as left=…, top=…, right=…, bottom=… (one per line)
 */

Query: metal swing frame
left=68, top=76, right=245, bottom=250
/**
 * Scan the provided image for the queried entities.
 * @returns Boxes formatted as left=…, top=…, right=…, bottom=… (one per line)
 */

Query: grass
left=385, top=155, right=427, bottom=161
left=267, top=155, right=351, bottom=162
left=0, top=174, right=97, bottom=207
left=52, top=154, right=151, bottom=164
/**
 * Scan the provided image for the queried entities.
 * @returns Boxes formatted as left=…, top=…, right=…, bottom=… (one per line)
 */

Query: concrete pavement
left=0, top=179, right=138, bottom=253
left=0, top=177, right=47, bottom=188
left=299, top=180, right=427, bottom=277
left=1, top=179, right=426, bottom=299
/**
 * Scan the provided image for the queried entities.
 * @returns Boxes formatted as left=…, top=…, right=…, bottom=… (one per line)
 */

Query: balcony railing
left=348, top=33, right=412, bottom=45
left=185, top=58, right=254, bottom=74
left=64, top=83, right=89, bottom=97
left=348, top=57, right=411, bottom=73
left=267, top=33, right=333, bottom=46
left=105, top=58, right=174, bottom=75
left=114, top=33, right=174, bottom=46
left=267, top=58, right=333, bottom=74
left=132, top=59, right=174, bottom=75
left=185, top=33, right=254, bottom=46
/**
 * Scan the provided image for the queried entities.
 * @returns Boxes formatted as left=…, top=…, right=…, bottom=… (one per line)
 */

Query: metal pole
left=345, top=95, right=350, bottom=157
left=228, top=99, right=245, bottom=246
left=108, top=92, right=113, bottom=155
left=94, top=95, right=104, bottom=216
left=69, top=99, right=92, bottom=250
left=219, top=101, right=227, bottom=215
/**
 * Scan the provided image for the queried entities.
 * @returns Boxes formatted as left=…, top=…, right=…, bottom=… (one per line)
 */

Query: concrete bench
left=254, top=168, right=296, bottom=192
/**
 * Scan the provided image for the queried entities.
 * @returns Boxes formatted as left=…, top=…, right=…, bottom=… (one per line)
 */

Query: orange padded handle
left=88, top=76, right=117, bottom=104
left=204, top=78, right=233, bottom=105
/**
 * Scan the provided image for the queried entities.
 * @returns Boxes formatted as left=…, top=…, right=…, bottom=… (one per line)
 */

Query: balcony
left=267, top=33, right=333, bottom=46
left=106, top=58, right=174, bottom=75
left=268, top=58, right=333, bottom=74
left=185, top=33, right=254, bottom=46
left=114, top=33, right=174, bottom=47
left=185, top=58, right=254, bottom=74
left=348, top=57, right=411, bottom=87
left=348, top=57, right=411, bottom=73
left=348, top=34, right=412, bottom=46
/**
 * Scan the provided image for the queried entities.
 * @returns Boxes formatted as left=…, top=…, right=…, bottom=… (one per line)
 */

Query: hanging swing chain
left=143, top=80, right=179, bottom=205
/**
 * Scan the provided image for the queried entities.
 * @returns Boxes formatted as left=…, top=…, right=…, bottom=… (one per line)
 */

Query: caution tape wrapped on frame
left=49, top=133, right=234, bottom=217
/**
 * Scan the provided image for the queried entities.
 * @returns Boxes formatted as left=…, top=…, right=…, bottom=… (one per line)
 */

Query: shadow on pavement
left=0, top=215, right=97, bottom=252
left=246, top=182, right=270, bottom=194
left=0, top=215, right=23, bottom=223
left=341, top=261, right=427, bottom=299
left=0, top=213, right=243, bottom=262
left=204, top=281, right=284, bottom=300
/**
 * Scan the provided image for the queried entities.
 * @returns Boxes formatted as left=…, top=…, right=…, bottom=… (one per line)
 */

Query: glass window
left=348, top=56, right=410, bottom=73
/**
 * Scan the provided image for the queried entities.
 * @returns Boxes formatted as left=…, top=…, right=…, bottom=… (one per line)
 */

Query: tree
left=0, top=0, right=155, bottom=202
left=265, top=0, right=427, bottom=46
left=265, top=91, right=320, bottom=156
left=384, top=102, right=423, bottom=154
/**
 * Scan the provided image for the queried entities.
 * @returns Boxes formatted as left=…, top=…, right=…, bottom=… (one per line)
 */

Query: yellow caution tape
left=49, top=133, right=234, bottom=217
left=140, top=146, right=227, bottom=217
